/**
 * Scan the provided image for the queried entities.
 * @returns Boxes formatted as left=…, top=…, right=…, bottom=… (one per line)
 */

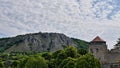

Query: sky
left=0, top=0, right=120, bottom=49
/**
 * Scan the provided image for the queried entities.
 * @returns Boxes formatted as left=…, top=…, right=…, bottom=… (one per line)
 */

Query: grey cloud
left=0, top=0, right=120, bottom=49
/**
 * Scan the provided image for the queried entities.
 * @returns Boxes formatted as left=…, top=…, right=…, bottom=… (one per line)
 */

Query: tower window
left=90, top=49, right=93, bottom=53
left=99, top=57, right=101, bottom=60
left=96, top=48, right=99, bottom=52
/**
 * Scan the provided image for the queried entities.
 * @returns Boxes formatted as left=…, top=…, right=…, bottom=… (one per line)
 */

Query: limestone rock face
left=0, top=32, right=77, bottom=52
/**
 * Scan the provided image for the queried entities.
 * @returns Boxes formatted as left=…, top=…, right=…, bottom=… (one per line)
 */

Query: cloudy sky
left=0, top=0, right=120, bottom=49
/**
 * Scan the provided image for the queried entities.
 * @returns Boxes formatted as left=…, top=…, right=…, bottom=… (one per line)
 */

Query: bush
left=65, top=46, right=77, bottom=58
left=25, top=56, right=48, bottom=68
left=59, top=57, right=76, bottom=68
left=76, top=53, right=101, bottom=68
left=0, top=60, right=4, bottom=68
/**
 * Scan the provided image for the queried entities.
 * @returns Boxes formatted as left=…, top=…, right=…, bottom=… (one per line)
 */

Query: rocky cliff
left=0, top=32, right=88, bottom=52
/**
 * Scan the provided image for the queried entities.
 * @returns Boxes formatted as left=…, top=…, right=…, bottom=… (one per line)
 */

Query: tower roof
left=91, top=36, right=106, bottom=42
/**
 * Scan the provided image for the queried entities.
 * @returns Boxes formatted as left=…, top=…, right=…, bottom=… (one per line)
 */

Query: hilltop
left=0, top=32, right=88, bottom=53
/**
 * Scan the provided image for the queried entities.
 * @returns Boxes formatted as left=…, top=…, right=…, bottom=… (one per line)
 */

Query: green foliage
left=65, top=60, right=76, bottom=68
left=0, top=53, right=10, bottom=61
left=0, top=59, right=4, bottom=68
left=0, top=46, right=101, bottom=68
left=57, top=50, right=67, bottom=60
left=114, top=38, right=120, bottom=49
left=65, top=46, right=77, bottom=58
left=76, top=53, right=101, bottom=68
left=72, top=38, right=89, bottom=49
left=41, top=52, right=52, bottom=60
left=0, top=38, right=23, bottom=52
left=59, top=57, right=76, bottom=68
left=52, top=50, right=63, bottom=58
left=78, top=48, right=88, bottom=55
left=11, top=60, right=19, bottom=68
left=17, top=58, right=28, bottom=68
left=53, top=50, right=67, bottom=68
left=25, top=56, right=48, bottom=68
left=48, top=59, right=56, bottom=68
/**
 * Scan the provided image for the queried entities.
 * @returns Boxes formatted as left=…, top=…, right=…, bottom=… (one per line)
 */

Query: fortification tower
left=89, top=36, right=108, bottom=63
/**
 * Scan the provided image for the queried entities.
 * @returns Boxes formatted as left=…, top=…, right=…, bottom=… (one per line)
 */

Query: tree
left=59, top=57, right=76, bottom=68
left=52, top=50, right=64, bottom=59
left=48, top=59, right=56, bottom=68
left=76, top=53, right=101, bottom=68
left=57, top=50, right=67, bottom=60
left=55, top=50, right=67, bottom=68
left=25, top=56, right=48, bottom=68
left=17, top=58, right=28, bottom=68
left=65, top=60, right=76, bottom=68
left=41, top=52, right=52, bottom=61
left=0, top=59, right=4, bottom=68
left=77, top=48, right=88, bottom=55
left=11, top=60, right=19, bottom=68
left=114, top=38, right=120, bottom=49
left=65, top=46, right=77, bottom=58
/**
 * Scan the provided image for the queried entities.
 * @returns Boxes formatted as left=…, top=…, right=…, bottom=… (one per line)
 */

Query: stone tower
left=89, top=36, right=108, bottom=63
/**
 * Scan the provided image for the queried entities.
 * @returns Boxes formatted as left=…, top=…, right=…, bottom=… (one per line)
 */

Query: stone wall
left=102, top=63, right=111, bottom=68
left=107, top=52, right=120, bottom=63
left=89, top=44, right=108, bottom=63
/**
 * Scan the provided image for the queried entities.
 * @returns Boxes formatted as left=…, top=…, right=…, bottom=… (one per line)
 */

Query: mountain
left=0, top=32, right=88, bottom=53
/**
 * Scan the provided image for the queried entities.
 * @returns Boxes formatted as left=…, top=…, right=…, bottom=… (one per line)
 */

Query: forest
left=0, top=46, right=101, bottom=68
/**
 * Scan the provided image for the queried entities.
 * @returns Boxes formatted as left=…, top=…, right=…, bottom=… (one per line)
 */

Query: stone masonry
left=89, top=36, right=120, bottom=68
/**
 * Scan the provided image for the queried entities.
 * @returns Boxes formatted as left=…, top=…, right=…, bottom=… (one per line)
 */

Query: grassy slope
left=71, top=38, right=89, bottom=50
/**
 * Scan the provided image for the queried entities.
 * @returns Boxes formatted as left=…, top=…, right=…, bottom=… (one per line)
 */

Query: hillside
left=0, top=32, right=88, bottom=53
left=71, top=38, right=89, bottom=49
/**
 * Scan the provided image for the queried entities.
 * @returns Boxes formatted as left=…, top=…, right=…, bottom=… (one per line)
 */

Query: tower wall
left=89, top=43, right=108, bottom=63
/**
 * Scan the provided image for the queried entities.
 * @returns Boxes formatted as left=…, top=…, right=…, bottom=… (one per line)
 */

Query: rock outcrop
left=0, top=32, right=88, bottom=52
